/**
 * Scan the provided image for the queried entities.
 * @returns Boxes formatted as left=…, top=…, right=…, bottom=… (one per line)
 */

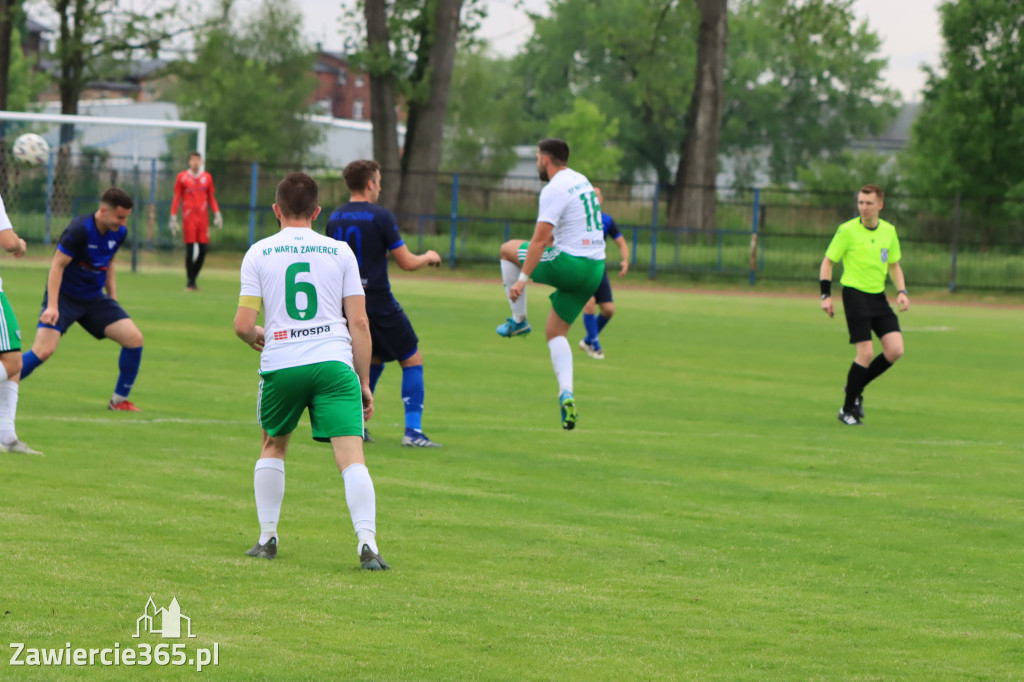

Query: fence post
left=147, top=157, right=157, bottom=249
left=949, top=194, right=961, bottom=292
left=131, top=164, right=141, bottom=272
left=43, top=151, right=56, bottom=245
left=649, top=183, right=660, bottom=279
left=247, top=162, right=259, bottom=246
left=749, top=188, right=760, bottom=285
left=449, top=172, right=459, bottom=269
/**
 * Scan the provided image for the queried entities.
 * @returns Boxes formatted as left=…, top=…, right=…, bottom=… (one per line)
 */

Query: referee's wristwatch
left=897, top=289, right=908, bottom=295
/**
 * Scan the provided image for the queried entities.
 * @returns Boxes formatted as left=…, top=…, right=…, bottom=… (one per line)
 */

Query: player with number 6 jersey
left=235, top=172, right=389, bottom=570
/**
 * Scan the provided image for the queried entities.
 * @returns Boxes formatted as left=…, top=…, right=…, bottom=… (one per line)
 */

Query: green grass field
left=1, top=261, right=1022, bottom=680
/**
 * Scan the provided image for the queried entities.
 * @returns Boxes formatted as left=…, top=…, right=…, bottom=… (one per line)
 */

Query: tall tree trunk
left=394, top=0, right=463, bottom=234
left=667, top=0, right=727, bottom=236
left=364, top=0, right=400, bottom=209
left=0, top=0, right=21, bottom=196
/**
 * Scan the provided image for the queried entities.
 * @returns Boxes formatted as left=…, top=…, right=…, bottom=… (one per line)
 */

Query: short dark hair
left=275, top=172, right=319, bottom=218
left=860, top=184, right=884, bottom=201
left=101, top=187, right=133, bottom=210
left=188, top=151, right=202, bottom=160
left=343, top=160, right=381, bottom=192
left=538, top=138, right=570, bottom=165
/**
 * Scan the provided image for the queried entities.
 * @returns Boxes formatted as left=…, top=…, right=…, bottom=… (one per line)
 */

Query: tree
left=443, top=51, right=528, bottom=179
left=668, top=0, right=727, bottom=234
left=722, top=0, right=898, bottom=184
left=350, top=0, right=482, bottom=230
left=514, top=0, right=698, bottom=186
left=902, top=0, right=1024, bottom=244
left=548, top=98, right=623, bottom=182
left=173, top=0, right=321, bottom=168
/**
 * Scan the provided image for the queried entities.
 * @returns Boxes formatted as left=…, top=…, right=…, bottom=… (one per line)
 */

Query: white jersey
left=0, top=193, right=12, bottom=292
left=239, top=227, right=364, bottom=372
left=536, top=168, right=606, bottom=260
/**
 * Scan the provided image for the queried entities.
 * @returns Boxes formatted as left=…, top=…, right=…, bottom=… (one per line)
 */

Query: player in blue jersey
left=0, top=192, right=43, bottom=454
left=578, top=187, right=630, bottom=360
left=21, top=187, right=145, bottom=412
left=326, top=160, right=443, bottom=447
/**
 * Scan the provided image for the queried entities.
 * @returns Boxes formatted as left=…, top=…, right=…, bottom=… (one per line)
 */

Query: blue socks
left=20, top=350, right=43, bottom=380
left=368, top=363, right=385, bottom=393
left=596, top=314, right=611, bottom=334
left=115, top=347, right=143, bottom=398
left=582, top=313, right=599, bottom=343
left=401, top=365, right=424, bottom=432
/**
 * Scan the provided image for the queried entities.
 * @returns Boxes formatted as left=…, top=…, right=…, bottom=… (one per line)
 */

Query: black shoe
left=359, top=544, right=390, bottom=571
left=837, top=408, right=863, bottom=426
left=245, top=536, right=277, bottom=559
left=362, top=428, right=374, bottom=443
left=852, top=394, right=864, bottom=420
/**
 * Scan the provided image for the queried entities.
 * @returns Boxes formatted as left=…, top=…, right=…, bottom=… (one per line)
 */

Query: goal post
left=0, top=110, right=207, bottom=269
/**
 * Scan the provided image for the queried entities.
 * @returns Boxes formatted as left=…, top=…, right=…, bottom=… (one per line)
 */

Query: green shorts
left=518, top=245, right=605, bottom=324
left=0, top=292, right=22, bottom=353
left=258, top=361, right=363, bottom=442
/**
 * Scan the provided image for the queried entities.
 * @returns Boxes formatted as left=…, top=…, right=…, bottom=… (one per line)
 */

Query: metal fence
left=3, top=152, right=1022, bottom=292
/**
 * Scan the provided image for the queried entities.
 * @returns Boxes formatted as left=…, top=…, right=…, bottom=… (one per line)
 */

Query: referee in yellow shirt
left=819, top=184, right=909, bottom=425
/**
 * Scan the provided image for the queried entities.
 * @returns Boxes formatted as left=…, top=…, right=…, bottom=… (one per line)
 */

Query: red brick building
left=311, top=51, right=372, bottom=121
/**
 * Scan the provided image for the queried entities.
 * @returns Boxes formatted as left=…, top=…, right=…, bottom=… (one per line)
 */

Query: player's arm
left=819, top=256, right=836, bottom=318
left=234, top=299, right=264, bottom=352
left=208, top=175, right=223, bottom=228
left=343, top=293, right=374, bottom=421
left=40, top=250, right=73, bottom=325
left=0, top=227, right=27, bottom=258
left=889, top=262, right=909, bottom=312
left=105, top=259, right=118, bottom=300
left=614, top=235, right=629, bottom=277
left=170, top=174, right=182, bottom=217
left=390, top=243, right=441, bottom=270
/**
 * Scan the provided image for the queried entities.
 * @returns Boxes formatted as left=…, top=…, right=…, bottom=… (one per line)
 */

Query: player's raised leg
left=496, top=239, right=531, bottom=337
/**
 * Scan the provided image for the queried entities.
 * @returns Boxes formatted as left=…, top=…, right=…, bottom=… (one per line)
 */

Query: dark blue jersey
left=601, top=212, right=622, bottom=241
left=56, top=214, right=127, bottom=300
left=325, top=201, right=405, bottom=305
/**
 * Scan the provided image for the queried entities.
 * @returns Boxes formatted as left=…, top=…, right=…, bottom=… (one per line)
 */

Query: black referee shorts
left=841, top=286, right=900, bottom=344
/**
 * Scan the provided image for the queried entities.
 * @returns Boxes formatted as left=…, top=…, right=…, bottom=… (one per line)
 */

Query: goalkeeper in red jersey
left=169, top=151, right=222, bottom=291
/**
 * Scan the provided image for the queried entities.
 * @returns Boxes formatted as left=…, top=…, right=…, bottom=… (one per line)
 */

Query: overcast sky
left=286, top=0, right=943, bottom=102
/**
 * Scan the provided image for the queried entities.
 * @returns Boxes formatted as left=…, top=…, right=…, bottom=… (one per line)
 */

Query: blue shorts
left=38, top=291, right=130, bottom=339
left=592, top=271, right=613, bottom=304
left=367, top=297, right=418, bottom=363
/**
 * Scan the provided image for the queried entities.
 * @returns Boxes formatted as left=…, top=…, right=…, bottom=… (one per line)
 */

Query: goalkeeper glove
left=213, top=211, right=223, bottom=229
left=168, top=214, right=179, bottom=236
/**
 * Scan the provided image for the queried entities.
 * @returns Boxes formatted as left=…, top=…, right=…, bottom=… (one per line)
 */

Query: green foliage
left=794, top=151, right=901, bottom=206
left=4, top=27, right=47, bottom=110
left=903, top=0, right=1024, bottom=210
left=724, top=0, right=899, bottom=183
left=514, top=0, right=697, bottom=184
left=548, top=98, right=623, bottom=182
left=2, top=264, right=1024, bottom=679
left=173, top=0, right=321, bottom=167
left=443, top=51, right=528, bottom=178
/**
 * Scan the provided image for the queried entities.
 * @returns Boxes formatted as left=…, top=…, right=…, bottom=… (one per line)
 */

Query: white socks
left=342, top=462, right=378, bottom=555
left=0, top=379, right=19, bottom=445
left=500, top=260, right=528, bottom=323
left=548, top=336, right=573, bottom=395
left=253, top=458, right=285, bottom=545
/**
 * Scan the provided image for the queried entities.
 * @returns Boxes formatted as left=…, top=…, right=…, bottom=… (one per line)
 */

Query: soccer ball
left=12, top=133, right=50, bottom=166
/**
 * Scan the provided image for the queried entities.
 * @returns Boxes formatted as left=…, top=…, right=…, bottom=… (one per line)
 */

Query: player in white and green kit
left=0, top=192, right=42, bottom=454
left=234, top=172, right=388, bottom=570
left=496, top=138, right=606, bottom=430
left=820, top=184, right=909, bottom=426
